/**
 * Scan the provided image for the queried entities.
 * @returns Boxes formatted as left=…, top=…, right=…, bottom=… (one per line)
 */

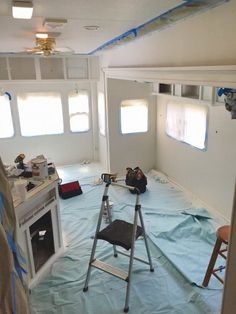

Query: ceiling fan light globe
left=43, top=50, right=51, bottom=56
left=36, top=33, right=48, bottom=39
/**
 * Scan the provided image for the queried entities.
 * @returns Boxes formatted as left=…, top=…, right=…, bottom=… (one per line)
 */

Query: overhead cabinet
left=157, top=83, right=224, bottom=105
left=0, top=56, right=99, bottom=81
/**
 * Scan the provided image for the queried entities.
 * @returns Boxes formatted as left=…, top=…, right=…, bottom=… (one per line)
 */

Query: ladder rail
left=83, top=179, right=154, bottom=312
left=83, top=183, right=110, bottom=290
left=124, top=203, right=139, bottom=311
left=138, top=208, right=154, bottom=271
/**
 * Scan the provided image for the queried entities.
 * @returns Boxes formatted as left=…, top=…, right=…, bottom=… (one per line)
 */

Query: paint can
left=31, top=158, right=48, bottom=179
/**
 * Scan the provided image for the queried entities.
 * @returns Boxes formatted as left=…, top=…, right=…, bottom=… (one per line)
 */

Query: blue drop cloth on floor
left=29, top=166, right=226, bottom=314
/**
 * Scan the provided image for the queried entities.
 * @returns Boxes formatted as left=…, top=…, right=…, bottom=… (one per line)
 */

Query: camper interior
left=0, top=0, right=236, bottom=313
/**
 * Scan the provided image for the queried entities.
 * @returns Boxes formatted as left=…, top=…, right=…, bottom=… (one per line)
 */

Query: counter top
left=13, top=173, right=59, bottom=209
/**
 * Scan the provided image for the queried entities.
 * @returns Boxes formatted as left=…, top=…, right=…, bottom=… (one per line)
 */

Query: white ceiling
left=0, top=0, right=185, bottom=55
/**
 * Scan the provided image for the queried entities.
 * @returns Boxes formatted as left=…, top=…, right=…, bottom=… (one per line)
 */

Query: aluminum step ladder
left=83, top=175, right=154, bottom=313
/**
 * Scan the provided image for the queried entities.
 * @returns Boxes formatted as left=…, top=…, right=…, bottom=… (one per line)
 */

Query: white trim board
left=103, top=65, right=236, bottom=88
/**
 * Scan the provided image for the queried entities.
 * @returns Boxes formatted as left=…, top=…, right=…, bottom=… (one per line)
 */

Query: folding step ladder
left=83, top=175, right=154, bottom=313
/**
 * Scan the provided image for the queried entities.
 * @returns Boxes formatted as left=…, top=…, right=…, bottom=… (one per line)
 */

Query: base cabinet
left=14, top=175, right=64, bottom=288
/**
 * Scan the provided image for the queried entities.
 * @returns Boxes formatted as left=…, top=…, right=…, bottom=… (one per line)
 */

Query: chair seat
left=202, top=224, right=230, bottom=287
left=217, top=225, right=230, bottom=244
left=97, top=219, right=143, bottom=250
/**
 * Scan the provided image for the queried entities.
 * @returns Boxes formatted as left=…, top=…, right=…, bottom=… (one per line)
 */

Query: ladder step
left=91, top=259, right=128, bottom=281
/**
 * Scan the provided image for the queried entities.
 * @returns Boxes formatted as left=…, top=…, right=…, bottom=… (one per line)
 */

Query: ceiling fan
left=25, top=36, right=73, bottom=56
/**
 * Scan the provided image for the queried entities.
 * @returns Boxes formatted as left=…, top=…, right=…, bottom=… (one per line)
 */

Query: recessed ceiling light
left=12, top=1, right=33, bottom=19
left=36, top=33, right=48, bottom=39
left=83, top=25, right=100, bottom=31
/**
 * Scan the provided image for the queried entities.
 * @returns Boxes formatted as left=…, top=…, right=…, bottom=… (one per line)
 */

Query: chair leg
left=202, top=238, right=222, bottom=287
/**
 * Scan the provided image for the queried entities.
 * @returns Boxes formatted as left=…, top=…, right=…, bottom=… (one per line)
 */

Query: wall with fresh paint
left=0, top=81, right=96, bottom=166
left=101, top=0, right=236, bottom=68
left=156, top=95, right=236, bottom=220
left=106, top=78, right=156, bottom=175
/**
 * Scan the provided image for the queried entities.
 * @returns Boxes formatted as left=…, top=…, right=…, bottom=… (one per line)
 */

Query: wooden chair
left=202, top=225, right=230, bottom=287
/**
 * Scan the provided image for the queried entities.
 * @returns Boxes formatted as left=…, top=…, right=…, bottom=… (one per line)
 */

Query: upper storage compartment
left=39, top=58, right=64, bottom=80
left=156, top=82, right=219, bottom=104
left=9, top=57, right=36, bottom=80
left=181, top=84, right=200, bottom=99
left=0, top=57, right=9, bottom=80
left=0, top=55, right=99, bottom=81
left=66, top=58, right=88, bottom=79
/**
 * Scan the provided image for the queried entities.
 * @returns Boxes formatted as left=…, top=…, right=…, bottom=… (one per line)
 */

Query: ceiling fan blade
left=54, top=46, right=74, bottom=53
left=25, top=47, right=42, bottom=53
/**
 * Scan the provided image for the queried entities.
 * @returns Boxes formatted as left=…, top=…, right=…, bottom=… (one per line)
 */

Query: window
left=17, top=92, right=63, bottom=137
left=166, top=102, right=208, bottom=150
left=98, top=92, right=106, bottom=136
left=68, top=91, right=89, bottom=132
left=0, top=94, right=14, bottom=138
left=120, top=99, right=148, bottom=134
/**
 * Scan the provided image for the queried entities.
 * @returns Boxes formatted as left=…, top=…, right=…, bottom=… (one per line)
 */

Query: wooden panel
left=0, top=57, right=9, bottom=80
left=40, top=58, right=64, bottom=80
left=9, top=57, right=36, bottom=80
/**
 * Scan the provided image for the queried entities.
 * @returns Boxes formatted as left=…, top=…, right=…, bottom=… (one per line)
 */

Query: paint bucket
left=31, top=158, right=48, bottom=179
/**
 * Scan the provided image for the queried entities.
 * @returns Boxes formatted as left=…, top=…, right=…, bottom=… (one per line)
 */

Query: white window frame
left=68, top=90, right=90, bottom=133
left=98, top=92, right=106, bottom=136
left=166, top=101, right=208, bottom=150
left=0, top=94, right=14, bottom=138
left=17, top=92, right=64, bottom=137
left=120, top=99, right=148, bottom=135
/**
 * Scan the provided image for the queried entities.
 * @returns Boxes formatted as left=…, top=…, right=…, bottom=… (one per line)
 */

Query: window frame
left=98, top=92, right=106, bottom=136
left=17, top=91, right=64, bottom=137
left=0, top=94, right=15, bottom=139
left=165, top=101, right=208, bottom=151
left=119, top=99, right=149, bottom=135
left=68, top=89, right=90, bottom=133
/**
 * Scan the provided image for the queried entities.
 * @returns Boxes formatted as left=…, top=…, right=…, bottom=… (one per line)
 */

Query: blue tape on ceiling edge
left=89, top=0, right=228, bottom=55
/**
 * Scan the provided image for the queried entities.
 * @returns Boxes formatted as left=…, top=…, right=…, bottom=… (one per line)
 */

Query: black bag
left=58, top=181, right=83, bottom=199
left=125, top=167, right=147, bottom=194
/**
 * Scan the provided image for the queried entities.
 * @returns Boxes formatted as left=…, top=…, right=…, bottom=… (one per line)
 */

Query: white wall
left=101, top=0, right=236, bottom=67
left=106, top=79, right=156, bottom=175
left=99, top=3, right=236, bottom=310
left=156, top=95, right=236, bottom=220
left=100, top=0, right=236, bottom=217
left=97, top=71, right=109, bottom=170
left=0, top=81, right=96, bottom=166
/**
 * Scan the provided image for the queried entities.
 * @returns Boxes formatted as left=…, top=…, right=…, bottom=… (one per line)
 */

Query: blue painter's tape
left=89, top=0, right=226, bottom=55
left=5, top=231, right=27, bottom=289
left=4, top=92, right=12, bottom=101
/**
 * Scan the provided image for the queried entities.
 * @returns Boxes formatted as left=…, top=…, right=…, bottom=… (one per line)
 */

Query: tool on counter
left=14, top=154, right=26, bottom=170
